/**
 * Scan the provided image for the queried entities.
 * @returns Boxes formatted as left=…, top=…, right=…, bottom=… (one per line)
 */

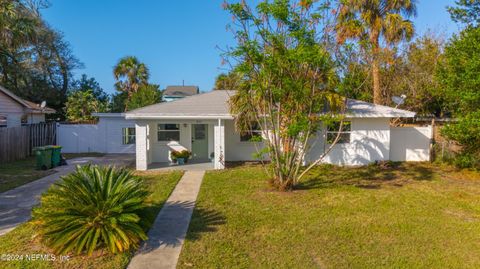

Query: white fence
left=390, top=126, right=432, bottom=162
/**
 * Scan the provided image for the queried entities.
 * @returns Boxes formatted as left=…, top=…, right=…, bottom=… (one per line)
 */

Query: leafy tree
left=0, top=0, right=81, bottom=120
left=110, top=91, right=128, bottom=113
left=214, top=71, right=241, bottom=90
left=65, top=90, right=107, bottom=122
left=113, top=56, right=149, bottom=110
left=447, top=0, right=480, bottom=27
left=126, top=84, right=162, bottom=110
left=335, top=0, right=417, bottom=104
left=33, top=165, right=149, bottom=255
left=438, top=26, right=480, bottom=168
left=438, top=27, right=480, bottom=115
left=338, top=32, right=447, bottom=117
left=71, top=74, right=108, bottom=102
left=336, top=43, right=373, bottom=101
left=442, top=111, right=480, bottom=161
left=389, top=33, right=446, bottom=116
left=226, top=0, right=343, bottom=190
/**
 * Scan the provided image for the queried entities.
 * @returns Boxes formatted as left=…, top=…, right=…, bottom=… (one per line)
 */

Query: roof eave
left=92, top=113, right=126, bottom=118
left=125, top=114, right=233, bottom=120
left=345, top=112, right=416, bottom=118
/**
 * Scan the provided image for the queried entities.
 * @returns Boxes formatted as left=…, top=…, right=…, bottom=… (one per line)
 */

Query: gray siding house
left=0, top=86, right=55, bottom=128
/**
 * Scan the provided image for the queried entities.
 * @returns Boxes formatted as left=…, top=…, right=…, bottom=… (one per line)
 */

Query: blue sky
left=41, top=0, right=460, bottom=95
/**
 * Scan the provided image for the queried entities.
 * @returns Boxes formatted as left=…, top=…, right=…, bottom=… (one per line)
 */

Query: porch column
left=136, top=121, right=149, bottom=170
left=214, top=119, right=225, bottom=169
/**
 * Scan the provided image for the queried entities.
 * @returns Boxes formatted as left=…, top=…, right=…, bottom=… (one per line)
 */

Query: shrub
left=33, top=165, right=149, bottom=255
left=453, top=152, right=480, bottom=169
left=441, top=110, right=480, bottom=169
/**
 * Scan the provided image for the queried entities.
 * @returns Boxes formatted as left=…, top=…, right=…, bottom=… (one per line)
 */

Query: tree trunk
left=371, top=32, right=382, bottom=105
left=372, top=57, right=382, bottom=104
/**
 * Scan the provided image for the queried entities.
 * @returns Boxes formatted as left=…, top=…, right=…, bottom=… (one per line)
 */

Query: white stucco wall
left=150, top=122, right=191, bottom=162
left=319, top=118, right=391, bottom=166
left=390, top=126, right=432, bottom=161
left=57, top=124, right=101, bottom=153
left=59, top=115, right=431, bottom=169
left=225, top=118, right=391, bottom=165
left=100, top=117, right=136, bottom=153
left=224, top=119, right=266, bottom=161
left=57, top=117, right=135, bottom=153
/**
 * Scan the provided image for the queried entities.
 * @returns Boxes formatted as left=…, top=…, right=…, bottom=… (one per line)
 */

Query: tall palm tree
left=336, top=0, right=417, bottom=104
left=113, top=56, right=149, bottom=110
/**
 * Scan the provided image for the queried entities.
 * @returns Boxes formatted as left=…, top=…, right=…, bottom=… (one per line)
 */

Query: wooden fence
left=0, top=122, right=57, bottom=163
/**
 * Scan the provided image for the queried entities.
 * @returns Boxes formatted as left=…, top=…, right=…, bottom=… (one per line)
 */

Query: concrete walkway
left=128, top=170, right=205, bottom=269
left=0, top=154, right=134, bottom=236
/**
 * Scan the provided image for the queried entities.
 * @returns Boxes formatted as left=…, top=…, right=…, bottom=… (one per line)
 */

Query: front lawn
left=178, top=163, right=480, bottom=268
left=0, top=157, right=56, bottom=193
left=0, top=170, right=183, bottom=269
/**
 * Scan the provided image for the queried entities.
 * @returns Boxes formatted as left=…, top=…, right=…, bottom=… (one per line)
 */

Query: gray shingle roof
left=126, top=90, right=234, bottom=119
left=163, top=86, right=199, bottom=97
left=124, top=90, right=415, bottom=119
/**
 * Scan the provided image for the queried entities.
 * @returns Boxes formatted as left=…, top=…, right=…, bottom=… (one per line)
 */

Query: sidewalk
left=128, top=170, right=205, bottom=269
left=0, top=154, right=134, bottom=236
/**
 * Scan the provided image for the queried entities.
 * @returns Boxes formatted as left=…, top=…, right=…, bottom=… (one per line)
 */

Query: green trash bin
left=33, top=147, right=53, bottom=170
left=49, top=145, right=62, bottom=167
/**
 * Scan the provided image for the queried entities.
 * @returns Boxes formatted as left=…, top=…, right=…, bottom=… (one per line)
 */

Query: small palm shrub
left=33, top=165, right=149, bottom=255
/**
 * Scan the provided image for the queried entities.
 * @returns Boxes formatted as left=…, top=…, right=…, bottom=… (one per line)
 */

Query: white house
left=57, top=90, right=432, bottom=170
left=0, top=85, right=55, bottom=128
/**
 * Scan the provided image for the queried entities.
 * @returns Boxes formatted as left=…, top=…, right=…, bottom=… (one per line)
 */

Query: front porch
left=134, top=118, right=226, bottom=171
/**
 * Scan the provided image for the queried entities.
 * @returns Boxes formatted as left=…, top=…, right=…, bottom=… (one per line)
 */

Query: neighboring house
left=0, top=85, right=55, bottom=128
left=162, top=85, right=199, bottom=102
left=57, top=90, right=432, bottom=170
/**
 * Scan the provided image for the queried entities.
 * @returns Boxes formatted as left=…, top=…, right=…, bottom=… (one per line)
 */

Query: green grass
left=0, top=157, right=56, bottom=193
left=0, top=170, right=183, bottom=269
left=178, top=163, right=480, bottom=269
left=0, top=153, right=107, bottom=193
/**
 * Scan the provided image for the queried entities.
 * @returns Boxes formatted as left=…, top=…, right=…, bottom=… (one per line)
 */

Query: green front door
left=191, top=124, right=208, bottom=160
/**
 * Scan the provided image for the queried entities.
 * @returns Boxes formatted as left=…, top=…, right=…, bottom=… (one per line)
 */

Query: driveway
left=0, top=154, right=134, bottom=236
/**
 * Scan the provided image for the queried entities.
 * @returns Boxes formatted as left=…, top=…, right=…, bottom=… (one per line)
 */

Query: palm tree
left=336, top=0, right=417, bottom=104
left=113, top=56, right=149, bottom=110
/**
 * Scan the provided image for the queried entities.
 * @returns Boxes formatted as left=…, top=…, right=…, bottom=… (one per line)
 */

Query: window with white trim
left=0, top=115, right=6, bottom=128
left=122, top=127, right=136, bottom=144
left=326, top=121, right=351, bottom=144
left=158, top=124, right=180, bottom=141
left=240, top=122, right=263, bottom=142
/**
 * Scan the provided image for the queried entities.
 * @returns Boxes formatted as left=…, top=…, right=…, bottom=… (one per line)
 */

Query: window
left=326, top=121, right=351, bottom=144
left=158, top=124, right=180, bottom=141
left=240, top=122, right=263, bottom=142
left=193, top=124, right=206, bottom=140
left=0, top=115, right=6, bottom=128
left=122, top=127, right=136, bottom=144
